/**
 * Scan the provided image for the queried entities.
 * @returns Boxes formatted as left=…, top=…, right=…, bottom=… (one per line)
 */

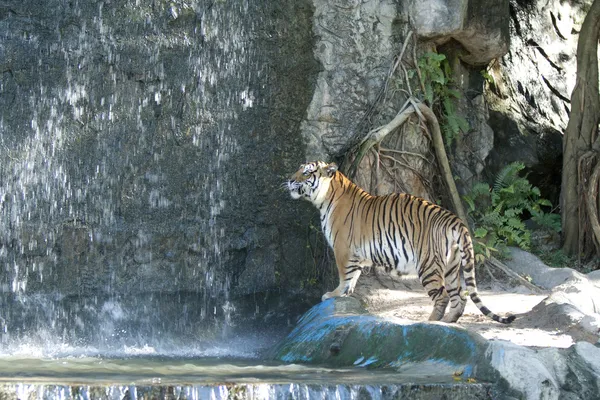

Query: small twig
left=383, top=32, right=414, bottom=101
left=394, top=31, right=413, bottom=74
left=372, top=147, right=381, bottom=195
left=415, top=118, right=432, bottom=142
left=409, top=97, right=425, bottom=121
left=483, top=263, right=498, bottom=283
left=352, top=31, right=415, bottom=157
left=359, top=100, right=414, bottom=146
left=378, top=154, right=432, bottom=187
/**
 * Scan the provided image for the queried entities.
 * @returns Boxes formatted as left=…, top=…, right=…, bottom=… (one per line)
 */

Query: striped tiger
left=287, top=161, right=515, bottom=324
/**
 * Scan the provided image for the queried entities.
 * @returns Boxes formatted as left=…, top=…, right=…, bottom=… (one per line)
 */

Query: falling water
left=0, top=0, right=271, bottom=357
left=0, top=1, right=514, bottom=398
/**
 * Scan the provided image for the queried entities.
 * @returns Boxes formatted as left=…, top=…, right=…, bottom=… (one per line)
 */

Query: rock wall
left=483, top=0, right=591, bottom=203
left=0, top=0, right=321, bottom=338
left=300, top=0, right=401, bottom=159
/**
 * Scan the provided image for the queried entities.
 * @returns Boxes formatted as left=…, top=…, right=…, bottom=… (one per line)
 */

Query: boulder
left=405, top=0, right=510, bottom=64
left=504, top=248, right=587, bottom=290
left=505, top=247, right=600, bottom=343
left=271, top=297, right=488, bottom=375
left=272, top=296, right=600, bottom=399
left=483, top=0, right=590, bottom=205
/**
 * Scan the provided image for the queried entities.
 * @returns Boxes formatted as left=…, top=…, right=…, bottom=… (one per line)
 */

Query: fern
left=493, top=162, right=525, bottom=192
left=463, top=162, right=560, bottom=262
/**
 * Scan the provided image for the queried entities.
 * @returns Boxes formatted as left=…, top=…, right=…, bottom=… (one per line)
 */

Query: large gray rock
left=505, top=248, right=586, bottom=289
left=486, top=0, right=585, bottom=133
left=486, top=340, right=600, bottom=400
left=406, top=0, right=510, bottom=64
left=483, top=0, right=592, bottom=204
left=506, top=248, right=600, bottom=344
left=301, top=0, right=403, bottom=159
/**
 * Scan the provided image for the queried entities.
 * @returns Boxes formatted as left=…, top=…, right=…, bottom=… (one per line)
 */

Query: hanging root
left=350, top=99, right=468, bottom=226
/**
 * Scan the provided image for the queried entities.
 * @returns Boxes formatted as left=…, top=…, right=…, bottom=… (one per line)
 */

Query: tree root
left=350, top=99, right=469, bottom=226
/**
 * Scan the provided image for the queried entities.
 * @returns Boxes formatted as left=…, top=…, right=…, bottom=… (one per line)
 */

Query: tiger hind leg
left=420, top=262, right=449, bottom=321
left=442, top=285, right=467, bottom=323
left=442, top=244, right=467, bottom=323
left=442, top=269, right=467, bottom=323
left=426, top=286, right=449, bottom=321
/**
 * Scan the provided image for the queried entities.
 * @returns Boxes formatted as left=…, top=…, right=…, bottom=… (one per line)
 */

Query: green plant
left=463, top=162, right=561, bottom=263
left=480, top=69, right=495, bottom=85
left=417, top=52, right=469, bottom=146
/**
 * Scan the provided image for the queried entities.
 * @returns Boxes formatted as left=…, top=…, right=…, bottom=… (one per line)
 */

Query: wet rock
left=233, top=246, right=278, bottom=296
left=0, top=0, right=320, bottom=302
left=271, top=297, right=488, bottom=374
left=272, top=296, right=600, bottom=399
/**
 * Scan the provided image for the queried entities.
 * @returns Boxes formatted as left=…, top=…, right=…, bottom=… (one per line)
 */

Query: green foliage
left=418, top=52, right=448, bottom=105
left=417, top=52, right=469, bottom=146
left=480, top=69, right=495, bottom=85
left=463, top=162, right=561, bottom=262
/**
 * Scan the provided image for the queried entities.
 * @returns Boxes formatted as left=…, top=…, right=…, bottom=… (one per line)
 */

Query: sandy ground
left=353, top=273, right=577, bottom=348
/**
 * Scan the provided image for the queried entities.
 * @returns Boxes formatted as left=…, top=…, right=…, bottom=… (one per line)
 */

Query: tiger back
left=287, top=161, right=515, bottom=324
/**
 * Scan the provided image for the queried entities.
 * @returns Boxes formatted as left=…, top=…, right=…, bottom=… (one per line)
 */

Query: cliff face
left=0, top=0, right=591, bottom=336
left=484, top=0, right=590, bottom=205
left=0, top=1, right=318, bottom=291
left=0, top=0, right=321, bottom=339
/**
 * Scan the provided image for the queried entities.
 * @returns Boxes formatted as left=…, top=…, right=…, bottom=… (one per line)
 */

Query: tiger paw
left=321, top=291, right=340, bottom=301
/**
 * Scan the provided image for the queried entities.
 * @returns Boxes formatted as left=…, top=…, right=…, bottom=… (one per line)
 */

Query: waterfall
left=0, top=0, right=286, bottom=357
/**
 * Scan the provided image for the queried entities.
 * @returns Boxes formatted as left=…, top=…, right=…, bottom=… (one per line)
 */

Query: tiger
left=287, top=161, right=515, bottom=324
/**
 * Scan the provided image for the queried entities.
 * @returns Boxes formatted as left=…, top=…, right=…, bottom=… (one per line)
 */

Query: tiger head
left=287, top=161, right=338, bottom=203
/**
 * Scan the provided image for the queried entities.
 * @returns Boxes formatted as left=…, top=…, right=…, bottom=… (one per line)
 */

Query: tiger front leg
left=321, top=259, right=364, bottom=301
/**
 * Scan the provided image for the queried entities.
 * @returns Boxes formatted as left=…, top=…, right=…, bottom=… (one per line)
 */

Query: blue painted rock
left=271, top=297, right=489, bottom=379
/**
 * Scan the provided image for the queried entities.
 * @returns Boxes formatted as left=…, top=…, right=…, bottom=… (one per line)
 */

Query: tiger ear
left=325, top=163, right=338, bottom=177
